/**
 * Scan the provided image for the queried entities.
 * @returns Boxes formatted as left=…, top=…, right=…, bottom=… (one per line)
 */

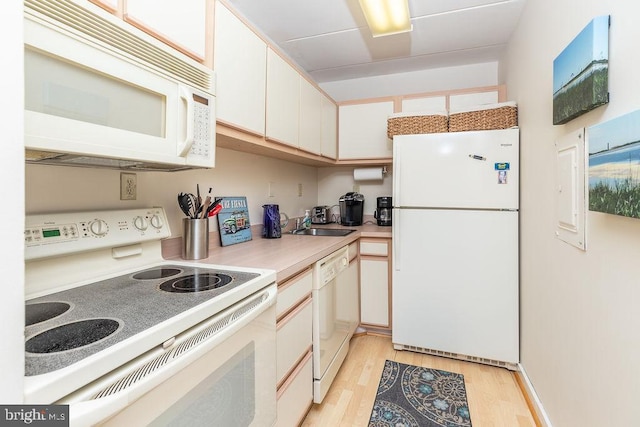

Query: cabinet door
left=320, top=94, right=337, bottom=159
left=214, top=1, right=267, bottom=135
left=449, top=91, right=499, bottom=111
left=266, top=49, right=300, bottom=147
left=90, top=0, right=117, bottom=13
left=338, top=101, right=394, bottom=159
left=360, top=257, right=390, bottom=327
left=298, top=78, right=322, bottom=155
left=125, top=0, right=206, bottom=61
left=401, top=96, right=447, bottom=113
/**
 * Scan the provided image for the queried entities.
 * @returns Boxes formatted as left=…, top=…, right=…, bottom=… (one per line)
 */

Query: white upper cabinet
left=401, top=96, right=447, bottom=113
left=449, top=90, right=499, bottom=111
left=266, top=48, right=300, bottom=147
left=90, top=0, right=117, bottom=12
left=338, top=101, right=394, bottom=159
left=321, top=94, right=337, bottom=159
left=298, top=78, right=322, bottom=155
left=125, top=0, right=207, bottom=61
left=214, top=1, right=267, bottom=135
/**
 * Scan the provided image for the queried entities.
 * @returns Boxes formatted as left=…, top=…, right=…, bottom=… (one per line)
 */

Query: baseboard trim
left=514, top=363, right=553, bottom=427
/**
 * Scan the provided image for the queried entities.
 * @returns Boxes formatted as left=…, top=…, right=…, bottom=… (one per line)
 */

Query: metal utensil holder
left=182, top=218, right=209, bottom=260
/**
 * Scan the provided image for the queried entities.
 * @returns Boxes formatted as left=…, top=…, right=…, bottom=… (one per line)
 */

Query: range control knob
left=150, top=214, right=164, bottom=229
left=89, top=219, right=109, bottom=237
left=133, top=216, right=149, bottom=231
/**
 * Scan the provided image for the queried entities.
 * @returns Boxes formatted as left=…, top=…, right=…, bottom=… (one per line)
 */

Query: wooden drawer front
left=360, top=240, right=388, bottom=256
left=276, top=351, right=313, bottom=427
left=276, top=298, right=312, bottom=385
left=277, top=269, right=312, bottom=319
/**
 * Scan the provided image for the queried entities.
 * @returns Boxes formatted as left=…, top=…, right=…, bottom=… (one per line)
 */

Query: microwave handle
left=177, top=85, right=195, bottom=157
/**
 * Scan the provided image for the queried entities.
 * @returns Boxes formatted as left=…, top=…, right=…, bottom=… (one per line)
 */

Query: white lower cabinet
left=359, top=239, right=391, bottom=328
left=276, top=268, right=313, bottom=426
left=276, top=352, right=313, bottom=427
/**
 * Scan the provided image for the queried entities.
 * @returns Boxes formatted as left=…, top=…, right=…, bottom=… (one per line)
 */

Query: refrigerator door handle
left=393, top=209, right=400, bottom=271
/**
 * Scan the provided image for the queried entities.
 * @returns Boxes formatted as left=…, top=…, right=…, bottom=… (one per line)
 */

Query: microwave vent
left=24, top=0, right=212, bottom=93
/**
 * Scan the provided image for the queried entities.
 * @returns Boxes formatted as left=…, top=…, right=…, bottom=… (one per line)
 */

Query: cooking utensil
left=196, top=184, right=202, bottom=212
left=208, top=203, right=222, bottom=217
left=205, top=197, right=223, bottom=217
left=178, top=193, right=193, bottom=218
left=199, top=196, right=211, bottom=219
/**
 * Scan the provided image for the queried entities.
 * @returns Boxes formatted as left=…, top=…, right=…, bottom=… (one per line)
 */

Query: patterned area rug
left=368, top=360, right=472, bottom=427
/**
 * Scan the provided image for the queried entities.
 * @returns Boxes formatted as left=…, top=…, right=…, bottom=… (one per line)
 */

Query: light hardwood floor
left=301, top=334, right=537, bottom=427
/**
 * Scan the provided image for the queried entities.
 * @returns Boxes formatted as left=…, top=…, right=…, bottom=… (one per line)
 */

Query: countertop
left=163, top=220, right=392, bottom=283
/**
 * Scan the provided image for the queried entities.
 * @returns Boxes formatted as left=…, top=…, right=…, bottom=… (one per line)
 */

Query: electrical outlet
left=120, top=172, right=137, bottom=200
left=297, top=183, right=303, bottom=197
left=268, top=182, right=275, bottom=197
left=352, top=184, right=360, bottom=192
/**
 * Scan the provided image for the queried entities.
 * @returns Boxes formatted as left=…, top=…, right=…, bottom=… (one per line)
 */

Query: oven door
left=67, top=286, right=277, bottom=427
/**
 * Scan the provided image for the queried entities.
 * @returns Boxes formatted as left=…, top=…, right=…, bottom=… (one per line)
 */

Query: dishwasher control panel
left=313, top=246, right=350, bottom=288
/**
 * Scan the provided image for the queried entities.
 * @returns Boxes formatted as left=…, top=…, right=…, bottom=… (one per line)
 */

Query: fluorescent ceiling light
left=359, top=0, right=413, bottom=37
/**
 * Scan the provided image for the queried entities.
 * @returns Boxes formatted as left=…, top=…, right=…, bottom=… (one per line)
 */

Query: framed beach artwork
left=553, top=15, right=610, bottom=125
left=588, top=110, right=640, bottom=219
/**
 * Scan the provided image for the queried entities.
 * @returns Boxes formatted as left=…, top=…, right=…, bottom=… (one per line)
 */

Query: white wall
left=504, top=2, right=640, bottom=426
left=26, top=148, right=319, bottom=236
left=1, top=1, right=24, bottom=404
left=318, top=166, right=393, bottom=220
left=320, top=62, right=498, bottom=102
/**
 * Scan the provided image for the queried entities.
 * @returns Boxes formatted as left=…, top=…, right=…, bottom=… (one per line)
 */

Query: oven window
left=148, top=342, right=256, bottom=426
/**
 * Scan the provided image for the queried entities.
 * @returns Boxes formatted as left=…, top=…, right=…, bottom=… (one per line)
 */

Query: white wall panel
left=504, top=2, right=640, bottom=426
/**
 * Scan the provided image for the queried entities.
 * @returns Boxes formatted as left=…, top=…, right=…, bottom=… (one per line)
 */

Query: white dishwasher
left=312, top=245, right=359, bottom=403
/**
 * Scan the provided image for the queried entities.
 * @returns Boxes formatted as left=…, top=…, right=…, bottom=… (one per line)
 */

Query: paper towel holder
left=353, top=166, right=388, bottom=181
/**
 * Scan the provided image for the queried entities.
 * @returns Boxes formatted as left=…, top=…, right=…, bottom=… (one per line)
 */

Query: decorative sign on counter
left=216, top=196, right=252, bottom=246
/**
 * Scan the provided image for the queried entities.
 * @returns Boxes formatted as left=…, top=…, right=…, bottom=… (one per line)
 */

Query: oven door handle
left=66, top=285, right=277, bottom=426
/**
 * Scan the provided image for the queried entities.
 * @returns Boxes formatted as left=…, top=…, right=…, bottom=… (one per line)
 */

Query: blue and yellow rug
left=368, top=360, right=472, bottom=427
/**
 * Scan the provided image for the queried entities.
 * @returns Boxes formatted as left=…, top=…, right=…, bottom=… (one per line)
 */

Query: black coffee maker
left=374, top=196, right=392, bottom=226
left=339, top=192, right=364, bottom=226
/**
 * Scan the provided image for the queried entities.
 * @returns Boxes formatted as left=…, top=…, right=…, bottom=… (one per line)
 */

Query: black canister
left=374, top=196, right=392, bottom=226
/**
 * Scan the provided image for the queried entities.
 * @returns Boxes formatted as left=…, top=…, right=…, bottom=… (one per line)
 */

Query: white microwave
left=24, top=0, right=216, bottom=171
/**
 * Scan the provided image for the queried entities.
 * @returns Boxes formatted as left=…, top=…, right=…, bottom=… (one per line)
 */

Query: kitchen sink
left=291, top=228, right=356, bottom=237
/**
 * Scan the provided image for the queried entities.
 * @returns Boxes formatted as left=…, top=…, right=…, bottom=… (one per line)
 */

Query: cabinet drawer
left=277, top=269, right=312, bottom=319
left=276, top=298, right=312, bottom=386
left=360, top=241, right=388, bottom=256
left=276, top=351, right=313, bottom=427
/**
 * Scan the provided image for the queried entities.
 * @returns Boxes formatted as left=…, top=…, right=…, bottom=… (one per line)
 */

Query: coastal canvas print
left=588, top=110, right=640, bottom=219
left=216, top=196, right=253, bottom=246
left=553, top=15, right=610, bottom=125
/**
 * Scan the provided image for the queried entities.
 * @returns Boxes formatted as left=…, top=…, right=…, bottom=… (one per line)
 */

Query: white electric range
left=24, top=208, right=277, bottom=426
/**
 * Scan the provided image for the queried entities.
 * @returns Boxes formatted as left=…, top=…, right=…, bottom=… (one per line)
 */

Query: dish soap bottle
left=303, top=210, right=312, bottom=229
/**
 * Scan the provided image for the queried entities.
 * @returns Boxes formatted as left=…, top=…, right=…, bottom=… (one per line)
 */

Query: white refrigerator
left=392, top=128, right=519, bottom=366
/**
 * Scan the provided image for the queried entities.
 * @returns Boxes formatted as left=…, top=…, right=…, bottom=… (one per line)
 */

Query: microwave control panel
left=189, top=92, right=214, bottom=160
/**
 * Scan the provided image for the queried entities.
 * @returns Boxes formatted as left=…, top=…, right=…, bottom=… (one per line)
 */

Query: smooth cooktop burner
left=132, top=268, right=182, bottom=280
left=159, top=273, right=234, bottom=293
left=26, top=302, right=71, bottom=326
left=26, top=319, right=121, bottom=353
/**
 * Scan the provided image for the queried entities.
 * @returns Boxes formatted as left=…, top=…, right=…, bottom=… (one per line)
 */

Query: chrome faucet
left=291, top=218, right=305, bottom=234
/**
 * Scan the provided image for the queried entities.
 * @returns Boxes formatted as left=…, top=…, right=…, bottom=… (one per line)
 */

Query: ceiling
left=225, top=0, right=526, bottom=83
